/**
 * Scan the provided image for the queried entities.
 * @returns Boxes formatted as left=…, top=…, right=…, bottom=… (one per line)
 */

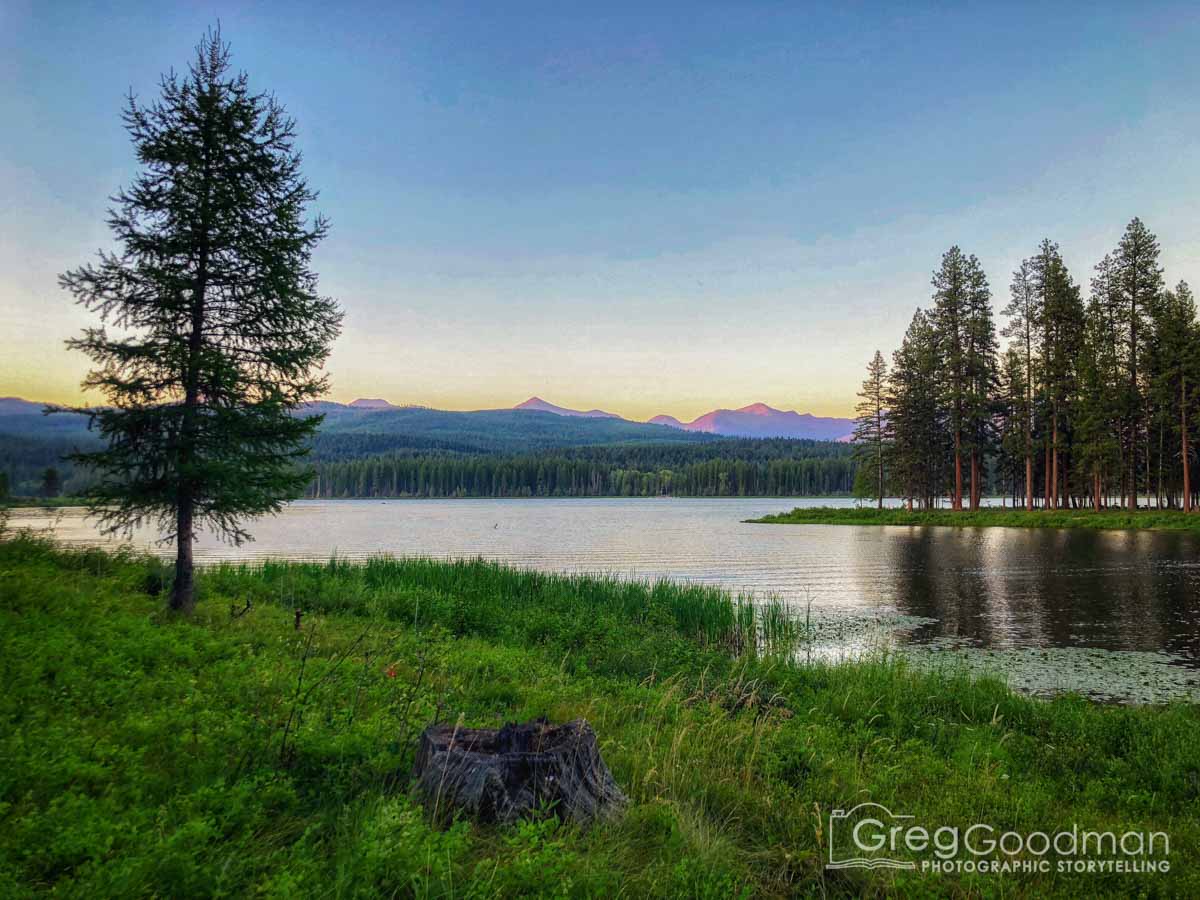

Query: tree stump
left=413, top=718, right=625, bottom=825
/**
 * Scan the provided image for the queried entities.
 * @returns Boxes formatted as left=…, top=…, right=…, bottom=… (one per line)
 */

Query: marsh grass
left=204, top=555, right=804, bottom=661
left=2, top=533, right=1199, bottom=897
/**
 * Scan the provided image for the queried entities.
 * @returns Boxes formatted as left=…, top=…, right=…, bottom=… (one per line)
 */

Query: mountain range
left=518, top=397, right=854, bottom=441
left=0, top=395, right=855, bottom=442
left=514, top=397, right=620, bottom=419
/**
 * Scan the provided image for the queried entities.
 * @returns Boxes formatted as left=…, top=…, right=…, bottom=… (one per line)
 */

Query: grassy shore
left=2, top=535, right=1198, bottom=897
left=750, top=505, right=1200, bottom=532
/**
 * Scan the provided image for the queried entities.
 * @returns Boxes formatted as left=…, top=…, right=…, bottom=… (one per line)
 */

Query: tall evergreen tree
left=887, top=309, right=947, bottom=509
left=1002, top=260, right=1042, bottom=510
left=853, top=350, right=888, bottom=509
left=931, top=247, right=990, bottom=510
left=40, top=467, right=62, bottom=499
left=1033, top=240, right=1083, bottom=509
left=1088, top=253, right=1127, bottom=505
left=1148, top=281, right=1198, bottom=510
left=996, top=347, right=1029, bottom=506
left=58, top=31, right=343, bottom=612
left=1076, top=288, right=1123, bottom=510
left=963, top=260, right=998, bottom=510
left=1111, top=218, right=1164, bottom=509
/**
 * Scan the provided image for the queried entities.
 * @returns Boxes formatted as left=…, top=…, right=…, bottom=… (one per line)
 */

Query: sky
left=3, top=2, right=1200, bottom=421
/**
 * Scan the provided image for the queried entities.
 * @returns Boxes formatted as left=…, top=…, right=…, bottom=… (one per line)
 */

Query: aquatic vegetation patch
left=902, top=640, right=1200, bottom=705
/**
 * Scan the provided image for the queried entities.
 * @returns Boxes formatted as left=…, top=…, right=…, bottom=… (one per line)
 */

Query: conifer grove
left=856, top=218, right=1198, bottom=511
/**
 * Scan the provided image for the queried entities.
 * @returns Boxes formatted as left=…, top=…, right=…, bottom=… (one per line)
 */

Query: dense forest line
left=304, top=441, right=856, bottom=498
left=307, top=405, right=713, bottom=454
left=853, top=218, right=1199, bottom=511
left=1, top=429, right=858, bottom=500
left=0, top=433, right=97, bottom=497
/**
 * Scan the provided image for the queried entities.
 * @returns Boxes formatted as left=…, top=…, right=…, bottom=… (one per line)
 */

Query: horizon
left=0, top=390, right=856, bottom=425
left=5, top=2, right=1200, bottom=420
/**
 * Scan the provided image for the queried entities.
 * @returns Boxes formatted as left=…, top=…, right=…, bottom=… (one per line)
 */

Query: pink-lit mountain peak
left=514, top=397, right=620, bottom=419
left=736, top=402, right=778, bottom=415
left=661, top=402, right=853, bottom=440
left=510, top=396, right=853, bottom=440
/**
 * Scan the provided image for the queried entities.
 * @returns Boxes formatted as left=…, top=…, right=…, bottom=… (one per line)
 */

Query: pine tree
left=1088, top=253, right=1127, bottom=506
left=58, top=31, right=343, bottom=612
left=963, top=258, right=997, bottom=510
left=1033, top=240, right=1083, bottom=510
left=887, top=309, right=947, bottom=509
left=853, top=350, right=888, bottom=509
left=1076, top=295, right=1122, bottom=510
left=1002, top=260, right=1042, bottom=510
left=931, top=247, right=991, bottom=510
left=40, top=467, right=62, bottom=499
left=1148, top=281, right=1198, bottom=510
left=1111, top=218, right=1164, bottom=510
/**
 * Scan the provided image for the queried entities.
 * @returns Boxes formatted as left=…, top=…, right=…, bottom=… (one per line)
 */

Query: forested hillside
left=0, top=407, right=97, bottom=496
left=1, top=404, right=857, bottom=499
left=312, top=406, right=714, bottom=452
left=305, top=440, right=856, bottom=498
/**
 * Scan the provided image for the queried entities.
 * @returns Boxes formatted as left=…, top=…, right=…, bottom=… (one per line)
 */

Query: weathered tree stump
left=413, top=718, right=625, bottom=825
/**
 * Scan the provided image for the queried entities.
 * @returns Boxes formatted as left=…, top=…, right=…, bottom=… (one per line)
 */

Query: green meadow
left=2, top=532, right=1198, bottom=897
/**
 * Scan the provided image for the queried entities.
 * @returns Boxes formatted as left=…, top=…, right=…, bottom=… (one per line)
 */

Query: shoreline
left=749, top=506, right=1200, bottom=533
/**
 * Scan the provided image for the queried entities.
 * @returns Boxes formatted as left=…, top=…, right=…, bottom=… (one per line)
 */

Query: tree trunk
left=953, top=432, right=963, bottom=511
left=172, top=143, right=210, bottom=613
left=171, top=499, right=196, bottom=612
left=1024, top=442, right=1033, bottom=511
left=1145, top=431, right=1153, bottom=511
left=1129, top=283, right=1139, bottom=512
left=1156, top=418, right=1164, bottom=509
left=876, top=434, right=884, bottom=511
left=1184, top=376, right=1192, bottom=513
left=969, top=449, right=980, bottom=511
left=1127, top=429, right=1138, bottom=511
left=1093, top=465, right=1102, bottom=513
left=1051, top=411, right=1059, bottom=511
left=1044, top=443, right=1052, bottom=511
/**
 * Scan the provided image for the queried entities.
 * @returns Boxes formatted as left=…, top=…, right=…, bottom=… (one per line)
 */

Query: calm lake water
left=11, top=498, right=1200, bottom=701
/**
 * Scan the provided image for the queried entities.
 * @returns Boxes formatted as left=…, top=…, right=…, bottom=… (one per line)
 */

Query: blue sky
left=3, top=1, right=1200, bottom=418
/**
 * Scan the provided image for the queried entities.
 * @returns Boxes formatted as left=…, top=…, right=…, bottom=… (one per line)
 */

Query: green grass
left=1, top=534, right=1198, bottom=897
left=750, top=505, right=1200, bottom=532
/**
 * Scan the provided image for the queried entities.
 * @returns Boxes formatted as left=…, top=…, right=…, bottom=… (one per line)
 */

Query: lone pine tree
left=59, top=30, right=342, bottom=612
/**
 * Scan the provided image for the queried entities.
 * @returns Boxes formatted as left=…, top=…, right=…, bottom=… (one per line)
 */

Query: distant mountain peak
left=648, top=414, right=684, bottom=428
left=349, top=398, right=395, bottom=409
left=737, top=402, right=778, bottom=415
left=647, top=401, right=852, bottom=440
left=0, top=397, right=46, bottom=416
left=513, top=397, right=621, bottom=419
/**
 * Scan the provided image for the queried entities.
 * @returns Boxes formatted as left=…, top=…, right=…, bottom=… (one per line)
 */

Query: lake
left=10, top=497, right=1200, bottom=702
